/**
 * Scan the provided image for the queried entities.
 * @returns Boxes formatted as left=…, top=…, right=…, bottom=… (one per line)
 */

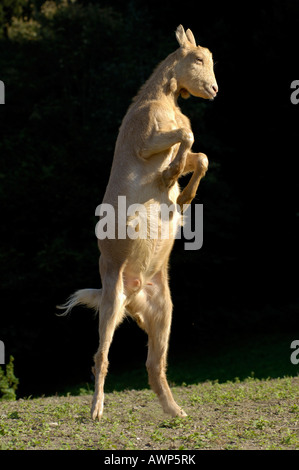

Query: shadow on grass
left=66, top=332, right=299, bottom=395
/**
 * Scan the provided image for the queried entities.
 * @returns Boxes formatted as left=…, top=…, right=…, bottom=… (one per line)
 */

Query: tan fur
left=57, top=25, right=218, bottom=419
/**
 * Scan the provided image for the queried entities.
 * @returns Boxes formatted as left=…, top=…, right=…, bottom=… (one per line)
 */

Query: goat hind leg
left=144, top=275, right=187, bottom=417
left=91, top=272, right=126, bottom=420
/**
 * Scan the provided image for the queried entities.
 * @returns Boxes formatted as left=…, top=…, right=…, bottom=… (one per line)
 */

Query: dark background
left=0, top=0, right=298, bottom=397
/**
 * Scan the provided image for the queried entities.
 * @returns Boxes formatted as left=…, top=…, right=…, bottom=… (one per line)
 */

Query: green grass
left=0, top=376, right=298, bottom=450
left=0, top=332, right=298, bottom=450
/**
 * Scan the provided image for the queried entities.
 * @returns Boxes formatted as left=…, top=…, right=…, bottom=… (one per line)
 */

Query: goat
left=57, top=25, right=218, bottom=419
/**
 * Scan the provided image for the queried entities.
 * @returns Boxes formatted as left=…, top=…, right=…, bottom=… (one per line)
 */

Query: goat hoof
left=161, top=167, right=178, bottom=189
left=91, top=396, right=104, bottom=420
left=177, top=194, right=193, bottom=210
left=168, top=405, right=188, bottom=418
left=171, top=407, right=187, bottom=418
left=91, top=406, right=103, bottom=421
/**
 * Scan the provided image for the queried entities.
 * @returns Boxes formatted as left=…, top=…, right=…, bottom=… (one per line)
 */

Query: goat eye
left=196, top=57, right=203, bottom=63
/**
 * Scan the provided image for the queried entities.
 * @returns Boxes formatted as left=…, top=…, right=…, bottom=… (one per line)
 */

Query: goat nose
left=212, top=84, right=218, bottom=94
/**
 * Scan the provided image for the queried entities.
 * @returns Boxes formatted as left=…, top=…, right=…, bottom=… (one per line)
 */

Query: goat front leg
left=141, top=127, right=194, bottom=159
left=140, top=127, right=194, bottom=188
left=177, top=152, right=209, bottom=209
left=161, top=131, right=194, bottom=189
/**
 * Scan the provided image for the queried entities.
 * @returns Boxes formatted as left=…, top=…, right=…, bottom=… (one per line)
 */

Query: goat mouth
left=204, top=87, right=216, bottom=99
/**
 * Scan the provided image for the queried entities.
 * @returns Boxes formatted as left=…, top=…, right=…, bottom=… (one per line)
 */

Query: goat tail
left=56, top=288, right=102, bottom=316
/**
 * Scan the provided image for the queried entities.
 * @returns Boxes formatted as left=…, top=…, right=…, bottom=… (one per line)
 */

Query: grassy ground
left=1, top=333, right=298, bottom=450
left=0, top=376, right=298, bottom=450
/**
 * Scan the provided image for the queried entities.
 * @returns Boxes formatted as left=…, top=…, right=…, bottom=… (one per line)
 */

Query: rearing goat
left=58, top=25, right=218, bottom=419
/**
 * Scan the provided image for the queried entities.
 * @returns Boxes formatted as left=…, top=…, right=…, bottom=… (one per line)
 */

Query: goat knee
left=197, top=153, right=209, bottom=175
left=179, top=128, right=194, bottom=147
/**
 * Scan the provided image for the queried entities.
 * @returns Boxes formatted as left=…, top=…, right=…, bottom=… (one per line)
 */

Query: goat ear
left=186, top=29, right=196, bottom=46
left=175, top=25, right=189, bottom=49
